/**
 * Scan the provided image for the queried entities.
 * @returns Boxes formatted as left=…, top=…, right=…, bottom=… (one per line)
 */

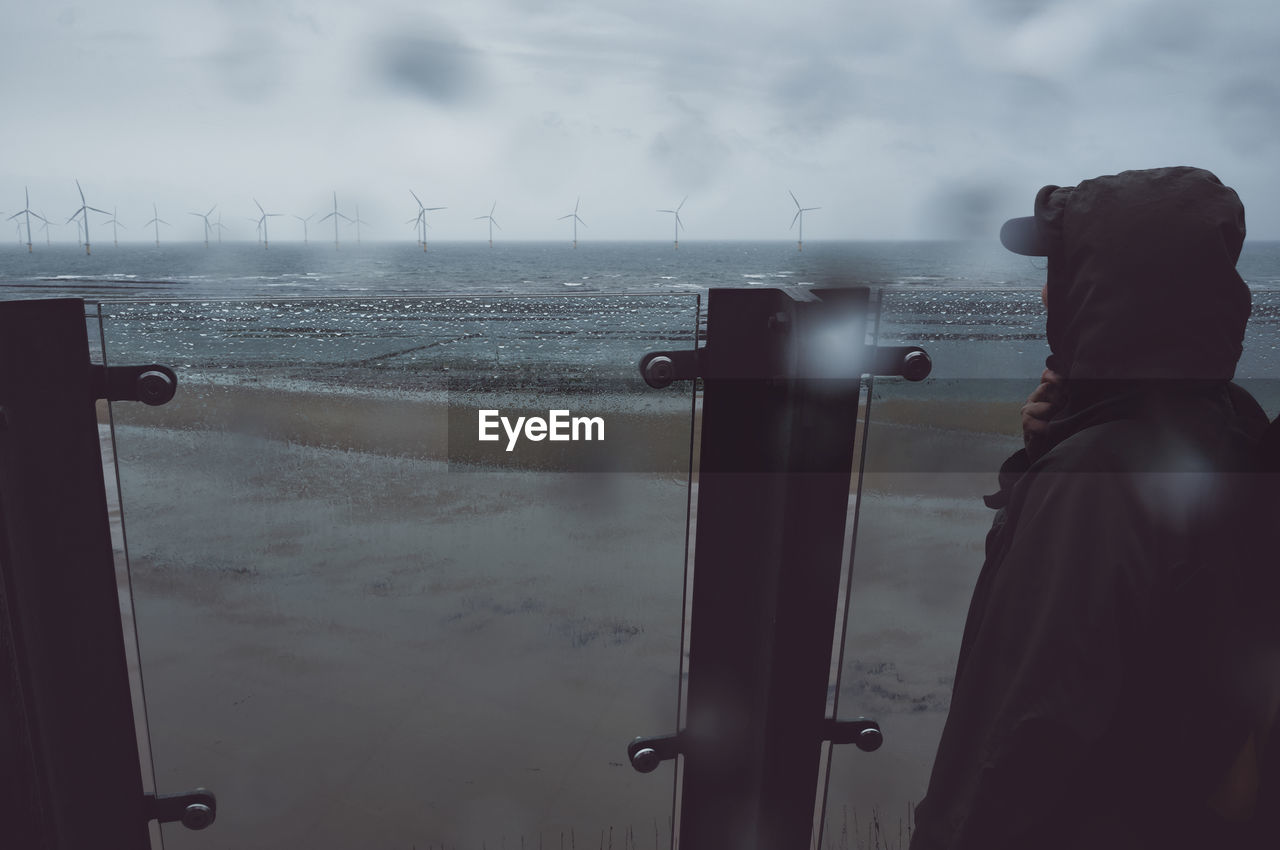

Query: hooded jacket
left=911, top=168, right=1271, bottom=850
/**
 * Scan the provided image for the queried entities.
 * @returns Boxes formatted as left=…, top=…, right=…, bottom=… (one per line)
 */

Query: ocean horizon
left=6, top=239, right=1280, bottom=302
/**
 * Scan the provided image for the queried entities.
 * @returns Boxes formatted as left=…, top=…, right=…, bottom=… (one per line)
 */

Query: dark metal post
left=631, top=288, right=929, bottom=848
left=0, top=298, right=151, bottom=848
left=679, top=287, right=870, bottom=849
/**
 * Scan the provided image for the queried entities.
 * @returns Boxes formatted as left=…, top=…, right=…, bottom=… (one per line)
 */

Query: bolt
left=181, top=802, right=214, bottom=830
left=856, top=726, right=884, bottom=752
left=901, top=350, right=932, bottom=382
left=631, top=747, right=661, bottom=773
left=643, top=356, right=675, bottom=389
left=136, top=370, right=175, bottom=406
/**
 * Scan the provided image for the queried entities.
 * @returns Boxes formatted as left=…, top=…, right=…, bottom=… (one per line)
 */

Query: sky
left=3, top=0, right=1279, bottom=244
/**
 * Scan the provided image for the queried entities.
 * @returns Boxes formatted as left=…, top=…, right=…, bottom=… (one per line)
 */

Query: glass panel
left=101, top=295, right=698, bottom=849
left=818, top=287, right=1050, bottom=848
left=89, top=305, right=164, bottom=850
left=820, top=280, right=1280, bottom=846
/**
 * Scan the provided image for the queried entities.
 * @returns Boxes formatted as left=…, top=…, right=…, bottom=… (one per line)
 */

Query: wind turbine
left=67, top=179, right=109, bottom=255
left=293, top=213, right=315, bottom=245
left=475, top=201, right=500, bottom=247
left=253, top=199, right=282, bottom=249
left=102, top=206, right=126, bottom=247
left=351, top=205, right=369, bottom=245
left=37, top=212, right=54, bottom=246
left=318, top=191, right=351, bottom=249
left=789, top=190, right=819, bottom=252
left=657, top=196, right=687, bottom=249
left=212, top=211, right=229, bottom=244
left=7, top=187, right=48, bottom=252
left=189, top=205, right=216, bottom=247
left=558, top=196, right=586, bottom=249
left=143, top=203, right=169, bottom=247
left=409, top=190, right=445, bottom=251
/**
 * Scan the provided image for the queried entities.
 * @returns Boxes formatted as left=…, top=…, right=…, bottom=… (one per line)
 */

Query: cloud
left=207, top=27, right=288, bottom=102
left=1212, top=78, right=1280, bottom=156
left=923, top=179, right=1015, bottom=240
left=374, top=29, right=486, bottom=105
left=971, top=0, right=1060, bottom=25
left=648, top=98, right=732, bottom=191
left=768, top=56, right=859, bottom=137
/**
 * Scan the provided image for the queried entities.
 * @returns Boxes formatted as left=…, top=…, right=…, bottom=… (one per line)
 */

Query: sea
left=4, top=238, right=1280, bottom=397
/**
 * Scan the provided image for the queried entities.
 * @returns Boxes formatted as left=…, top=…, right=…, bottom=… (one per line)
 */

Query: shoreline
left=104, top=375, right=1024, bottom=482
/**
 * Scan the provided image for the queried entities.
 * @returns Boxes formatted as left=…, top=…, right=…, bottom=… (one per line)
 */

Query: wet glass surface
left=97, top=285, right=1280, bottom=848
left=100, top=295, right=699, bottom=849
left=816, top=288, right=1280, bottom=847
left=817, top=289, right=1042, bottom=848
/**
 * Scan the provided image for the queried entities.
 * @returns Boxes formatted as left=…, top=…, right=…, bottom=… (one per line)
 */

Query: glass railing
left=88, top=305, right=165, bottom=850
left=815, top=288, right=1044, bottom=847
left=91, top=284, right=1280, bottom=849
left=99, top=295, right=700, bottom=849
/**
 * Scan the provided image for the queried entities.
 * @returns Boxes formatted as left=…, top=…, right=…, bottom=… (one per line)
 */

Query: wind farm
left=2, top=183, right=831, bottom=247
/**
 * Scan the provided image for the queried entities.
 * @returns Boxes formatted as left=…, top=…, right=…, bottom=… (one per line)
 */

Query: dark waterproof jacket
left=911, top=167, right=1278, bottom=850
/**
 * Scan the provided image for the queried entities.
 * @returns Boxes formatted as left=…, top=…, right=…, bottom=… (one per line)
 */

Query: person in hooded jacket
left=910, top=166, right=1280, bottom=850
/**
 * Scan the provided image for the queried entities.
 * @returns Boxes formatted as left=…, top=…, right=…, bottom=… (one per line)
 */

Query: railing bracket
left=90, top=364, right=177, bottom=405
left=822, top=717, right=883, bottom=752
left=627, top=733, right=684, bottom=773
left=143, top=788, right=217, bottom=830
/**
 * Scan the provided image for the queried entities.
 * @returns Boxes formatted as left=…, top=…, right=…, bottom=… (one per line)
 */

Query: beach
left=102, top=373, right=1018, bottom=849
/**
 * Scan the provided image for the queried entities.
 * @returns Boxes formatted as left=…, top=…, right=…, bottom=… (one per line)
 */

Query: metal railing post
left=0, top=298, right=187, bottom=847
left=632, top=287, right=929, bottom=849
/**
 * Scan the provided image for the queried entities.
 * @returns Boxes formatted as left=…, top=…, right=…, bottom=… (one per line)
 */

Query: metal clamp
left=640, top=350, right=702, bottom=389
left=143, top=788, right=217, bottom=830
left=639, top=344, right=930, bottom=388
left=90, top=364, right=177, bottom=405
left=627, top=733, right=684, bottom=773
left=822, top=717, right=883, bottom=752
left=870, top=346, right=932, bottom=382
left=628, top=719, right=880, bottom=774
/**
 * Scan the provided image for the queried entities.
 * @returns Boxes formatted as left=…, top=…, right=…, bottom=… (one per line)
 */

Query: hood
left=1036, top=166, right=1250, bottom=381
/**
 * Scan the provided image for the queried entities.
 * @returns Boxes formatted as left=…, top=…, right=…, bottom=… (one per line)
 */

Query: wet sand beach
left=104, top=378, right=1019, bottom=848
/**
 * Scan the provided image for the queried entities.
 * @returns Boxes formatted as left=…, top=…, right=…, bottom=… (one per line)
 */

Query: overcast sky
left=3, top=0, right=1278, bottom=243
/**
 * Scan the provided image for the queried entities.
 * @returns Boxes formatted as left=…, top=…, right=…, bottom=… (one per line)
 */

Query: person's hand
left=1021, top=368, right=1065, bottom=450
